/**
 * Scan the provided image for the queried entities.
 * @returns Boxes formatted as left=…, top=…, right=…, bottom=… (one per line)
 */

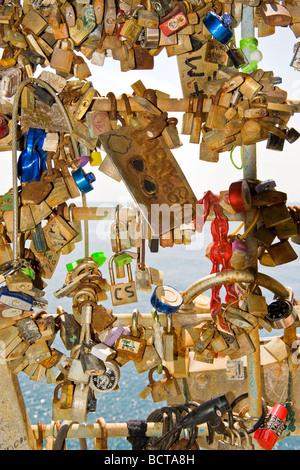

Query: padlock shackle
left=109, top=253, right=133, bottom=285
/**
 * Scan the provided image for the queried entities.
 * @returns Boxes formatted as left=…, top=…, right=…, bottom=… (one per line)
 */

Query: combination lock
left=89, top=360, right=120, bottom=393
left=266, top=287, right=298, bottom=329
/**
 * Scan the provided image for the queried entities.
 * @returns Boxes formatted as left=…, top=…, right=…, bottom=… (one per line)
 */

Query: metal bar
left=30, top=421, right=209, bottom=440
left=241, top=4, right=262, bottom=420
left=62, top=205, right=245, bottom=223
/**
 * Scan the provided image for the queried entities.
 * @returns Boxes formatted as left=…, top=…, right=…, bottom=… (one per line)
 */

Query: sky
left=1, top=21, right=300, bottom=207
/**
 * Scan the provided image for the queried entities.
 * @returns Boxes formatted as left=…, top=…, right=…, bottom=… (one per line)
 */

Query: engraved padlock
left=109, top=253, right=138, bottom=306
left=114, top=309, right=147, bottom=362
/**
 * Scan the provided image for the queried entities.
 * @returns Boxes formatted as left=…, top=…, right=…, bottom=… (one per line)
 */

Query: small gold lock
left=109, top=253, right=138, bottom=306
left=114, top=315, right=147, bottom=362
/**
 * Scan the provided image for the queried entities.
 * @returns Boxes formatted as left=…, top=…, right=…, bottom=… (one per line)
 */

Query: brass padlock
left=109, top=254, right=138, bottom=306
left=0, top=235, right=13, bottom=264
left=114, top=310, right=147, bottom=362
left=52, top=382, right=74, bottom=421
left=43, top=214, right=77, bottom=253
left=206, top=88, right=227, bottom=130
left=147, top=365, right=178, bottom=403
left=50, top=38, right=74, bottom=75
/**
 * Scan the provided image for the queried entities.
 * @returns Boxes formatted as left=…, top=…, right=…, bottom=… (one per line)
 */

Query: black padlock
left=226, top=47, right=248, bottom=68
left=286, top=127, right=300, bottom=144
left=266, top=130, right=286, bottom=151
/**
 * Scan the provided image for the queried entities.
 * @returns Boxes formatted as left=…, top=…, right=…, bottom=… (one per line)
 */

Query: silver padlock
left=239, top=428, right=255, bottom=450
left=89, top=360, right=120, bottom=393
left=90, top=342, right=117, bottom=362
left=68, top=345, right=90, bottom=384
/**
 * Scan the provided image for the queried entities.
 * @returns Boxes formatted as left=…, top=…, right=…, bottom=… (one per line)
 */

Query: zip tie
left=230, top=145, right=244, bottom=170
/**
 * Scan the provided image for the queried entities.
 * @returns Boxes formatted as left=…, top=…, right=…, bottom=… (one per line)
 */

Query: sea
left=17, top=210, right=300, bottom=451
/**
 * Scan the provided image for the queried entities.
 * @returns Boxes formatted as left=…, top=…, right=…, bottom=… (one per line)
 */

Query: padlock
left=161, top=117, right=182, bottom=149
left=181, top=94, right=194, bottom=135
left=254, top=403, right=288, bottom=450
left=6, top=271, right=33, bottom=293
left=0, top=287, right=34, bottom=311
left=120, top=7, right=143, bottom=44
left=90, top=303, right=116, bottom=334
left=226, top=46, right=248, bottom=69
left=43, top=214, right=77, bottom=253
left=266, top=287, right=298, bottom=329
left=290, top=42, right=300, bottom=70
left=137, top=7, right=159, bottom=28
left=80, top=345, right=106, bottom=376
left=206, top=89, right=227, bottom=130
left=203, top=11, right=233, bottom=44
left=68, top=345, right=90, bottom=384
left=71, top=383, right=91, bottom=422
left=159, top=2, right=188, bottom=36
left=109, top=254, right=138, bottom=306
left=190, top=92, right=204, bottom=144
left=25, top=341, right=51, bottom=365
left=90, top=341, right=117, bottom=362
left=239, top=76, right=262, bottom=100
left=260, top=2, right=291, bottom=26
left=261, top=203, right=293, bottom=229
left=114, top=312, right=147, bottom=362
left=147, top=365, right=178, bottom=403
left=89, top=360, right=120, bottom=394
left=52, top=382, right=74, bottom=421
left=246, top=293, right=269, bottom=317
left=150, top=285, right=183, bottom=314
left=264, top=336, right=291, bottom=362
left=205, top=38, right=229, bottom=66
left=59, top=312, right=81, bottom=350
left=151, top=0, right=175, bottom=17
left=0, top=236, right=13, bottom=265
left=229, top=331, right=256, bottom=359
left=50, top=38, right=74, bottom=74
left=110, top=221, right=131, bottom=252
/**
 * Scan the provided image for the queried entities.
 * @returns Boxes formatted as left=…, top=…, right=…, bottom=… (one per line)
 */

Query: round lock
left=89, top=360, right=120, bottom=393
left=150, top=285, right=183, bottom=314
left=228, top=180, right=252, bottom=213
left=203, top=11, right=233, bottom=44
left=265, top=299, right=297, bottom=329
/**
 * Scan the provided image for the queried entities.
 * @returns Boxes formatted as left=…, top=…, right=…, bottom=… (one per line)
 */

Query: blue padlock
left=17, top=128, right=47, bottom=183
left=0, top=286, right=34, bottom=310
left=203, top=11, right=233, bottom=44
left=72, top=167, right=96, bottom=193
left=150, top=285, right=183, bottom=314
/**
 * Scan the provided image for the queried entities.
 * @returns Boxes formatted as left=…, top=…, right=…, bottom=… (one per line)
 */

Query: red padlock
left=254, top=403, right=288, bottom=450
left=159, top=2, right=188, bottom=36
left=228, top=179, right=252, bottom=213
